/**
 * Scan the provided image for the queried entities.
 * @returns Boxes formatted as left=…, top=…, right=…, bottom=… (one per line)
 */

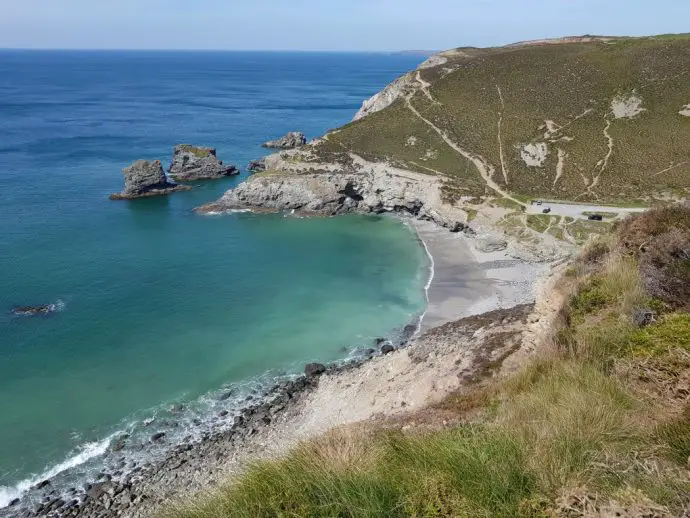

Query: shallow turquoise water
left=0, top=51, right=426, bottom=502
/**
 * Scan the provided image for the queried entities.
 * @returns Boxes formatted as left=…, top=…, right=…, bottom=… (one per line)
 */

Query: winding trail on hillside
left=495, top=84, right=510, bottom=185
left=581, top=114, right=614, bottom=199
left=415, top=71, right=440, bottom=105
left=404, top=94, right=525, bottom=207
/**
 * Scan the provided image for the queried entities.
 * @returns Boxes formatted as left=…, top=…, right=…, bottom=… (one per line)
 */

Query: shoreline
left=1, top=215, right=560, bottom=518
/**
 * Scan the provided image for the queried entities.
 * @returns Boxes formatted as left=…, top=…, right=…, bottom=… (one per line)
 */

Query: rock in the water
left=12, top=304, right=58, bottom=317
left=168, top=145, right=239, bottom=182
left=248, top=158, right=267, bottom=173
left=110, top=160, right=191, bottom=200
left=150, top=432, right=166, bottom=442
left=34, top=480, right=51, bottom=490
left=262, top=132, right=307, bottom=149
left=476, top=235, right=508, bottom=253
left=304, top=363, right=326, bottom=379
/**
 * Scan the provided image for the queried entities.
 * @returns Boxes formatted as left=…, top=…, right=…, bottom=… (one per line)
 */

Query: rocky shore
left=261, top=132, right=306, bottom=149
left=110, top=160, right=191, bottom=200
left=3, top=297, right=551, bottom=518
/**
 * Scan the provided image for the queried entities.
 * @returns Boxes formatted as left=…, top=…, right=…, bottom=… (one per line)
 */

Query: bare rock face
left=110, top=160, right=191, bottom=200
left=262, top=132, right=307, bottom=149
left=168, top=145, right=239, bottom=182
left=247, top=157, right=267, bottom=173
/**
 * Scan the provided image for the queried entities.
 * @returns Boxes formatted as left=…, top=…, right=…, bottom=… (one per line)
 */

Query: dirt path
left=591, top=115, right=614, bottom=191
left=415, top=71, right=439, bottom=105
left=404, top=94, right=525, bottom=207
left=495, top=84, right=509, bottom=185
left=553, top=148, right=566, bottom=187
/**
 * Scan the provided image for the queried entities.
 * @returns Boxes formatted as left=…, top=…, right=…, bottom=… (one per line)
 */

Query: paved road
left=525, top=202, right=646, bottom=220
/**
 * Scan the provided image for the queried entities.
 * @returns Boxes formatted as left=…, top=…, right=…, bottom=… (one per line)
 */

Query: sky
left=1, top=0, right=689, bottom=51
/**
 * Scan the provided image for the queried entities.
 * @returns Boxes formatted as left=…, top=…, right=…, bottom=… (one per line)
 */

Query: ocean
left=0, top=50, right=428, bottom=506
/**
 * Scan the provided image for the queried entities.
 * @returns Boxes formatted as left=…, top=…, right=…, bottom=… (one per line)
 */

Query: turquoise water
left=0, top=51, right=427, bottom=504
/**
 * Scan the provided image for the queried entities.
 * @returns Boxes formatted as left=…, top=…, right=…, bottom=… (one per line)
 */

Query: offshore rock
left=262, top=132, right=307, bottom=149
left=110, top=160, right=191, bottom=200
left=168, top=145, right=239, bottom=182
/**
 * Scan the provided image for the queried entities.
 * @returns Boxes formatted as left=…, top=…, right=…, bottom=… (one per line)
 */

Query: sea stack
left=262, top=132, right=307, bottom=149
left=168, top=145, right=239, bottom=182
left=110, top=160, right=191, bottom=200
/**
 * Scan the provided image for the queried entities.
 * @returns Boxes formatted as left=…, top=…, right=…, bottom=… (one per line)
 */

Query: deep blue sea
left=0, top=50, right=427, bottom=506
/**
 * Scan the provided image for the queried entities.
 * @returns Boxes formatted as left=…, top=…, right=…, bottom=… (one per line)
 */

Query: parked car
left=588, top=214, right=603, bottom=221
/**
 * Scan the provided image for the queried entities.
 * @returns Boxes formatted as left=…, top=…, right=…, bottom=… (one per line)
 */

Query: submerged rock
left=262, top=132, right=307, bottom=149
left=168, top=145, right=239, bottom=182
left=110, top=160, right=191, bottom=200
left=12, top=304, right=58, bottom=317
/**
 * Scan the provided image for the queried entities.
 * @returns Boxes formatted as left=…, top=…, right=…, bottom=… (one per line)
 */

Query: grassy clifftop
left=167, top=207, right=690, bottom=516
left=314, top=35, right=690, bottom=204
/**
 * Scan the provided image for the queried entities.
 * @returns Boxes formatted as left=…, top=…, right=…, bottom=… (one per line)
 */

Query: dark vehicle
left=588, top=214, right=603, bottom=221
left=542, top=208, right=551, bottom=214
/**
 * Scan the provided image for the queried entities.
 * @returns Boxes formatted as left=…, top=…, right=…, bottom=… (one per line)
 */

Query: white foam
left=415, top=229, right=436, bottom=337
left=0, top=433, right=117, bottom=509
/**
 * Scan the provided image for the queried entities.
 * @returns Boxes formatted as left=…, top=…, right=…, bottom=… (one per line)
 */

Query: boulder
left=304, top=363, right=326, bottom=379
left=110, top=160, right=191, bottom=200
left=476, top=235, right=508, bottom=253
left=381, top=344, right=395, bottom=355
left=248, top=158, right=267, bottom=173
left=262, top=132, right=307, bottom=149
left=168, top=145, right=239, bottom=182
left=150, top=432, right=166, bottom=442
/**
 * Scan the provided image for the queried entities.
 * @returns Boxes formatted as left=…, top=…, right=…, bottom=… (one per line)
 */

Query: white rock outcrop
left=520, top=143, right=549, bottom=167
left=611, top=94, right=646, bottom=119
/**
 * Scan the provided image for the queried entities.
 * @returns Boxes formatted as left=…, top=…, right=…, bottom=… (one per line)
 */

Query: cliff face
left=353, top=73, right=416, bottom=121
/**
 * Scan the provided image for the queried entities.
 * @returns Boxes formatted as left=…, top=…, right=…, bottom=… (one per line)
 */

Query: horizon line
left=0, top=47, right=439, bottom=54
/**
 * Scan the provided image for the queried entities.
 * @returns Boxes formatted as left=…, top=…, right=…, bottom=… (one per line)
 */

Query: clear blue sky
left=2, top=0, right=689, bottom=51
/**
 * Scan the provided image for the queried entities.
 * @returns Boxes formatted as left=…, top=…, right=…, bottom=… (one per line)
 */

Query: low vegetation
left=165, top=206, right=690, bottom=517
left=313, top=36, right=690, bottom=203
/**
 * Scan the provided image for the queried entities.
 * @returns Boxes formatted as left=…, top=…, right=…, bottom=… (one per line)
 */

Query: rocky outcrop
left=168, top=145, right=239, bottom=182
left=262, top=132, right=307, bottom=149
left=196, top=159, right=470, bottom=234
left=247, top=158, right=267, bottom=173
left=476, top=235, right=509, bottom=253
left=110, top=160, right=191, bottom=200
left=353, top=73, right=416, bottom=121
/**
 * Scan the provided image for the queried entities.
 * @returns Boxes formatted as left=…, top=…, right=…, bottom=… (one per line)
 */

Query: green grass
left=526, top=215, right=557, bottom=233
left=178, top=144, right=212, bottom=158
left=491, top=197, right=525, bottom=211
left=169, top=427, right=536, bottom=518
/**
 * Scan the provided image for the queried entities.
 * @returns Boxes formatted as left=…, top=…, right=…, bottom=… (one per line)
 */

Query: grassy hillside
left=166, top=206, right=690, bottom=517
left=316, top=35, right=690, bottom=203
